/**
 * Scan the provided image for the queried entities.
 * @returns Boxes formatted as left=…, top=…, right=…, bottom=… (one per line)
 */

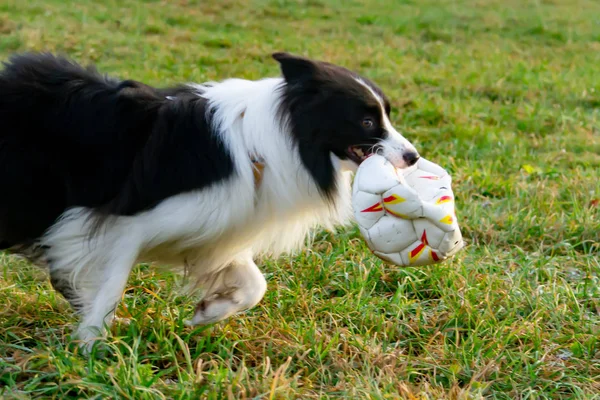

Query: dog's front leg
left=185, top=253, right=267, bottom=326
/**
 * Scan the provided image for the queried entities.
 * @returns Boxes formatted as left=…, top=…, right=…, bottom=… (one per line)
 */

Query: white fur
left=42, top=77, right=355, bottom=347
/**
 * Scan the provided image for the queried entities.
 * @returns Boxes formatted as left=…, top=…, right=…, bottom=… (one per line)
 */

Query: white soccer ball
left=352, top=154, right=464, bottom=266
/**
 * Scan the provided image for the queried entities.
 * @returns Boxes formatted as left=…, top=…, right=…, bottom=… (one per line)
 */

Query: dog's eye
left=362, top=118, right=375, bottom=129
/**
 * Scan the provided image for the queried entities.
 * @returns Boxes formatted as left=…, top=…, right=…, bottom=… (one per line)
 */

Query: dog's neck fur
left=194, top=76, right=353, bottom=228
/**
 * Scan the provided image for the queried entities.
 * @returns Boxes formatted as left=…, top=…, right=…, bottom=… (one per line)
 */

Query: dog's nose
left=403, top=151, right=420, bottom=166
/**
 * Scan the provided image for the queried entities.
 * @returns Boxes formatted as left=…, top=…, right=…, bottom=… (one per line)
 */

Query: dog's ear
left=272, top=52, right=317, bottom=83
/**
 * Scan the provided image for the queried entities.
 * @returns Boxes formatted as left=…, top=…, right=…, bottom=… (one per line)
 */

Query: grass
left=1, top=0, right=599, bottom=398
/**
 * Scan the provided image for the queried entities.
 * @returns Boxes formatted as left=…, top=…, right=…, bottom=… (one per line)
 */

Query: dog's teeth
left=354, top=148, right=364, bottom=158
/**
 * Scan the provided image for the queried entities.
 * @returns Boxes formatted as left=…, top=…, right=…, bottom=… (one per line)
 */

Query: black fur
left=273, top=53, right=391, bottom=199
left=0, top=53, right=234, bottom=247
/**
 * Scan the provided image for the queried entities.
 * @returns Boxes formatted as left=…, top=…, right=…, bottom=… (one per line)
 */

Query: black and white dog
left=0, top=52, right=419, bottom=346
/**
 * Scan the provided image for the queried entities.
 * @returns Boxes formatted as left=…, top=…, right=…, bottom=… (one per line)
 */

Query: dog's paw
left=184, top=295, right=241, bottom=326
left=73, top=326, right=104, bottom=356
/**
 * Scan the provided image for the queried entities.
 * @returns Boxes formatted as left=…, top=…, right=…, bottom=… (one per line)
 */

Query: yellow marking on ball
left=384, top=207, right=410, bottom=219
left=383, top=194, right=405, bottom=205
left=436, top=195, right=453, bottom=205
left=439, top=215, right=454, bottom=225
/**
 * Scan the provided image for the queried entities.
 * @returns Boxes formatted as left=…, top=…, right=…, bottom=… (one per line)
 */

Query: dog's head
left=274, top=52, right=419, bottom=195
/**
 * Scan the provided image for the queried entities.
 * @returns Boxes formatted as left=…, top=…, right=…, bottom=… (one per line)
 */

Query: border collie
left=0, top=52, right=419, bottom=347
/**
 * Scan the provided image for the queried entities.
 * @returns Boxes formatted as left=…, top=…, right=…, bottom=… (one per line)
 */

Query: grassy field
left=1, top=0, right=599, bottom=398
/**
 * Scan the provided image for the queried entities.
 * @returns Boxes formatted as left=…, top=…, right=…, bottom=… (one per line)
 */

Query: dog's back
left=0, top=53, right=164, bottom=246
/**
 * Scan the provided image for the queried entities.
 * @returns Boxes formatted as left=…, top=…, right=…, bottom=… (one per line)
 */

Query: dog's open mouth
left=346, top=145, right=374, bottom=165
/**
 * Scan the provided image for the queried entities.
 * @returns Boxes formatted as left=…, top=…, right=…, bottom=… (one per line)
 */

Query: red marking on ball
left=421, top=230, right=429, bottom=245
left=361, top=202, right=383, bottom=213
left=436, top=195, right=452, bottom=204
